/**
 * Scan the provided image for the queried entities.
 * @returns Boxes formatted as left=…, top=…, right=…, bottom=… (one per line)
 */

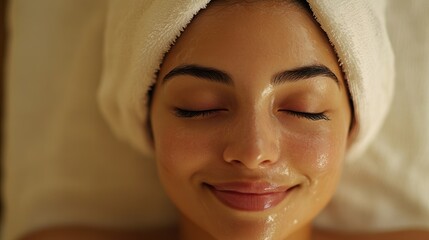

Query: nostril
left=222, top=135, right=280, bottom=169
left=260, top=159, right=273, bottom=165
left=226, top=158, right=275, bottom=169
left=228, top=159, right=242, bottom=165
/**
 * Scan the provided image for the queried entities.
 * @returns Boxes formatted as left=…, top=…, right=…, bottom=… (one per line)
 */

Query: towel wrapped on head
left=99, top=0, right=394, bottom=161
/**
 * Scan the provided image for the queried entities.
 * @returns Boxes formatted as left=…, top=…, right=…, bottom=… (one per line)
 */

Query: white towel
left=99, top=0, right=394, bottom=161
left=316, top=0, right=429, bottom=232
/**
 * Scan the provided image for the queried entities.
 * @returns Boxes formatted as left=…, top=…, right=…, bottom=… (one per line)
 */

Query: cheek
left=154, top=126, right=193, bottom=178
left=152, top=124, right=205, bottom=213
left=279, top=127, right=347, bottom=223
left=285, top=127, right=346, bottom=178
left=153, top=123, right=216, bottom=182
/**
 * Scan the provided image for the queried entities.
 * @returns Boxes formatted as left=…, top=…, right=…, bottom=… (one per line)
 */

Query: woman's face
left=150, top=1, right=351, bottom=240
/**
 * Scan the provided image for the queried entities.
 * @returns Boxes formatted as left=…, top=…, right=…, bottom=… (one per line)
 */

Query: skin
left=150, top=1, right=351, bottom=240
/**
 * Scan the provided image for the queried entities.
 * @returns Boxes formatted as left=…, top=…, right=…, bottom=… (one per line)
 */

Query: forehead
left=160, top=1, right=341, bottom=84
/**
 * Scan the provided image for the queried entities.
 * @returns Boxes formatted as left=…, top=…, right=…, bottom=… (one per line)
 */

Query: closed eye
left=174, top=108, right=223, bottom=118
left=174, top=108, right=329, bottom=120
left=283, top=110, right=330, bottom=121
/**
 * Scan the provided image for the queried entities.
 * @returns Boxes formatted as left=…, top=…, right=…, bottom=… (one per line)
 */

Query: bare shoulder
left=313, top=228, right=429, bottom=240
left=20, top=226, right=179, bottom=240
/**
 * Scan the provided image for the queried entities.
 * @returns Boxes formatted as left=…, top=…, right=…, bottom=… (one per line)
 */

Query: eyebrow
left=162, top=64, right=339, bottom=87
left=272, top=65, right=339, bottom=87
left=162, top=64, right=233, bottom=85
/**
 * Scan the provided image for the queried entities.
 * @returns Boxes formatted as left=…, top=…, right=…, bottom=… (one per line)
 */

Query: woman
left=16, top=0, right=429, bottom=239
left=148, top=1, right=351, bottom=239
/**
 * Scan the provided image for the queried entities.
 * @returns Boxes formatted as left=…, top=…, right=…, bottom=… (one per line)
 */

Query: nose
left=223, top=111, right=280, bottom=169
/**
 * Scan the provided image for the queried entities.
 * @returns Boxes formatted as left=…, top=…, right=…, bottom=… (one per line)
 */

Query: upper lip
left=206, top=181, right=292, bottom=194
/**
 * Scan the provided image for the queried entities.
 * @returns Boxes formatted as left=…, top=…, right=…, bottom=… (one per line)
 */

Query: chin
left=187, top=210, right=303, bottom=240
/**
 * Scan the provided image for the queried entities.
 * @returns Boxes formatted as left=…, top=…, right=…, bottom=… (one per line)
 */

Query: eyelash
left=174, top=108, right=219, bottom=118
left=284, top=110, right=330, bottom=121
left=174, top=108, right=330, bottom=121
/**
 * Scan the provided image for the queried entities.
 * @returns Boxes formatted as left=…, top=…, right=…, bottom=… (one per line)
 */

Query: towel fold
left=99, top=0, right=211, bottom=157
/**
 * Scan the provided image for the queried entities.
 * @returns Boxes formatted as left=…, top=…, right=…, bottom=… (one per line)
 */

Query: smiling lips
left=206, top=182, right=295, bottom=211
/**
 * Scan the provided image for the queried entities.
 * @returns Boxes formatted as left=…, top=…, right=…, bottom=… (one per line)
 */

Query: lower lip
left=208, top=185, right=293, bottom=211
